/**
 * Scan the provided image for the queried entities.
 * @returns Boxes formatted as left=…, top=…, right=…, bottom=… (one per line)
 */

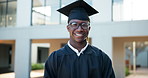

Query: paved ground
left=0, top=70, right=44, bottom=78
left=126, top=68, right=148, bottom=78
left=126, top=74, right=148, bottom=78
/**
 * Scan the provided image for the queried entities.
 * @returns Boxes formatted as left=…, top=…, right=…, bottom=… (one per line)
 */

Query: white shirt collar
left=68, top=41, right=89, bottom=56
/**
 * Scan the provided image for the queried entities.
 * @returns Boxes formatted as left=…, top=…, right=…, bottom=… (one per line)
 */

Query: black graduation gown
left=44, top=44, right=115, bottom=78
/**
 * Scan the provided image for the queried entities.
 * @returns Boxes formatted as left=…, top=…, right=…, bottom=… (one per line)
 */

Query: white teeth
left=75, top=33, right=83, bottom=36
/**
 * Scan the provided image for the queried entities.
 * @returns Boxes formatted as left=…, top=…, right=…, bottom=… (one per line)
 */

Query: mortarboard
left=57, top=0, right=99, bottom=22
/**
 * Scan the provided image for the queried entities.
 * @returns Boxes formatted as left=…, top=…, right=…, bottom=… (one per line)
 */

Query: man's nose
left=77, top=25, right=83, bottom=30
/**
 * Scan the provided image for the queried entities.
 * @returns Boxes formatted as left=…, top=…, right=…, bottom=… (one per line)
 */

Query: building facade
left=0, top=0, right=148, bottom=78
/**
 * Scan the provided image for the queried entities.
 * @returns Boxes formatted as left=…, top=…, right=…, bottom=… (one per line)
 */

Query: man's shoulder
left=89, top=45, right=109, bottom=57
left=90, top=45, right=101, bottom=52
left=89, top=45, right=103, bottom=54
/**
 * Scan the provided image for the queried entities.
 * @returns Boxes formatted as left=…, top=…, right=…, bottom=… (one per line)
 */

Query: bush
left=32, top=63, right=44, bottom=70
left=125, top=67, right=130, bottom=76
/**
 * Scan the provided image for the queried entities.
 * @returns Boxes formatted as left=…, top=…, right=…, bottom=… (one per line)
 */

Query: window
left=32, top=0, right=92, bottom=26
left=32, top=0, right=60, bottom=25
left=113, top=0, right=148, bottom=21
left=0, top=0, right=17, bottom=27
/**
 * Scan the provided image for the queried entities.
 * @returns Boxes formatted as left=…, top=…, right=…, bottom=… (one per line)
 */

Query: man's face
left=67, top=19, right=90, bottom=43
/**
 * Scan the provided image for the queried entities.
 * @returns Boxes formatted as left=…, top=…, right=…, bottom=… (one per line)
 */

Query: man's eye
left=81, top=23, right=88, bottom=26
left=71, top=22, right=78, bottom=26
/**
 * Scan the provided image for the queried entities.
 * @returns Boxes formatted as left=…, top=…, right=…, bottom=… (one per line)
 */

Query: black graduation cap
left=57, top=0, right=99, bottom=22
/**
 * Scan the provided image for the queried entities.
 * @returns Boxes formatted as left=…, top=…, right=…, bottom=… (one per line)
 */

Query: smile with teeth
left=75, top=33, right=83, bottom=36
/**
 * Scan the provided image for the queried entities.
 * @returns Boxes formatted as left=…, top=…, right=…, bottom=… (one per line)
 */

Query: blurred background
left=0, top=0, right=148, bottom=78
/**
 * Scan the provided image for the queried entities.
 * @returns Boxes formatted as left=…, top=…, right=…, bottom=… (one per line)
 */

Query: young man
left=44, top=0, right=115, bottom=78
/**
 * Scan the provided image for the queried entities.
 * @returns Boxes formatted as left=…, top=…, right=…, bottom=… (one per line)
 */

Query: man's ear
left=67, top=25, right=70, bottom=32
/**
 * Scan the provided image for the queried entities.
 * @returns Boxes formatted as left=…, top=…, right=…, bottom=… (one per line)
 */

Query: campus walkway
left=0, top=70, right=44, bottom=78
left=126, top=68, right=148, bottom=78
left=126, top=74, right=148, bottom=78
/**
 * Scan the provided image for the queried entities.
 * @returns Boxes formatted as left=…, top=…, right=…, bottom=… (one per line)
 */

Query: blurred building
left=0, top=0, right=148, bottom=78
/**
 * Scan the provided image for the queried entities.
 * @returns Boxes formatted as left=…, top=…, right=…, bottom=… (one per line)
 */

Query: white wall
left=0, top=19, right=148, bottom=78
left=92, top=0, right=112, bottom=23
left=90, top=20, right=148, bottom=59
left=16, top=0, right=32, bottom=27
left=15, top=38, right=31, bottom=78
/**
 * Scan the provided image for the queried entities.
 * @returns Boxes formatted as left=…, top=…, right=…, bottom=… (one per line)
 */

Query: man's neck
left=69, top=40, right=87, bottom=52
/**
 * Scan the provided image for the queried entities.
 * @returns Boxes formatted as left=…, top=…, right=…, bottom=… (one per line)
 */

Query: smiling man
left=44, top=0, right=115, bottom=78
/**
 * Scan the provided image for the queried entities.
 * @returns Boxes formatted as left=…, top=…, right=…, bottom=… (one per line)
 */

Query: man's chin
left=75, top=38, right=86, bottom=43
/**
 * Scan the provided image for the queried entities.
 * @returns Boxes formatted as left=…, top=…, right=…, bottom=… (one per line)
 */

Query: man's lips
left=74, top=33, right=84, bottom=37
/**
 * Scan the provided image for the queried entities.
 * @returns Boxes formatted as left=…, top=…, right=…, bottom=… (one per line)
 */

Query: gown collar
left=64, top=41, right=93, bottom=55
left=67, top=41, right=89, bottom=56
